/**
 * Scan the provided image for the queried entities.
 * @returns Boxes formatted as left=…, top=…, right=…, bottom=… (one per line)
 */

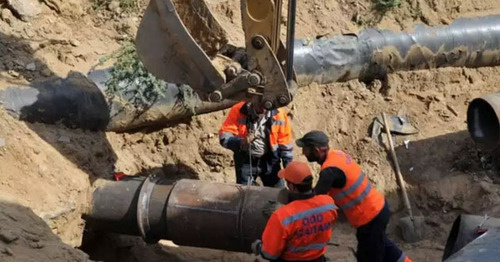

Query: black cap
left=296, top=130, right=329, bottom=147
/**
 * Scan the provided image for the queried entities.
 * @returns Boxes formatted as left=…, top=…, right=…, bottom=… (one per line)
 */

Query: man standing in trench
left=219, top=101, right=293, bottom=187
left=251, top=161, right=338, bottom=261
left=296, top=130, right=413, bottom=262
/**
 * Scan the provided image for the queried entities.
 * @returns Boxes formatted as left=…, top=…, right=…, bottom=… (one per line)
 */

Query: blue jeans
left=233, top=153, right=284, bottom=188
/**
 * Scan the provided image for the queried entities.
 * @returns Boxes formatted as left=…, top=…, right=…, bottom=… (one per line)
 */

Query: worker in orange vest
left=251, top=161, right=338, bottom=262
left=219, top=101, right=293, bottom=187
left=296, top=130, right=413, bottom=262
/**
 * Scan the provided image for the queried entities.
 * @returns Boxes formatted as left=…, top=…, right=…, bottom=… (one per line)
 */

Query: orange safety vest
left=261, top=195, right=337, bottom=261
left=321, top=150, right=385, bottom=228
left=219, top=101, right=293, bottom=157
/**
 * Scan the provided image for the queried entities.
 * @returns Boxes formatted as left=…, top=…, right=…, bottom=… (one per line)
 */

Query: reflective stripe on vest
left=219, top=132, right=234, bottom=140
left=333, top=172, right=366, bottom=202
left=342, top=183, right=372, bottom=210
left=333, top=172, right=373, bottom=210
left=281, top=204, right=337, bottom=226
left=322, top=150, right=385, bottom=227
left=279, top=143, right=293, bottom=151
left=287, top=242, right=327, bottom=253
left=261, top=249, right=279, bottom=260
left=273, top=119, right=286, bottom=126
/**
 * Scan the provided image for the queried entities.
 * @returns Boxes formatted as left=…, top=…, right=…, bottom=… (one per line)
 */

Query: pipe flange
left=137, top=174, right=161, bottom=244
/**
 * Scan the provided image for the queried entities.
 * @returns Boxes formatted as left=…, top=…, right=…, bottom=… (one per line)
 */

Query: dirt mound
left=0, top=200, right=90, bottom=262
left=0, top=0, right=499, bottom=261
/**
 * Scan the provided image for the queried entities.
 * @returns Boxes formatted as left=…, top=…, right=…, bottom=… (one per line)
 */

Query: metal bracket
left=208, top=71, right=253, bottom=102
left=247, top=35, right=291, bottom=109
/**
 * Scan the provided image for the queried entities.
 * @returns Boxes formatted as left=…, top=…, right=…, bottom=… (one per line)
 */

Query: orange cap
left=278, top=161, right=312, bottom=184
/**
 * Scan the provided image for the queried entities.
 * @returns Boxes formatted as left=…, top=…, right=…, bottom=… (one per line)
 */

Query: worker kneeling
left=252, top=161, right=338, bottom=262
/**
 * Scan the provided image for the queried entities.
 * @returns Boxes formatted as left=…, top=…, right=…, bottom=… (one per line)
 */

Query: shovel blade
left=135, top=0, right=227, bottom=97
left=399, top=216, right=425, bottom=243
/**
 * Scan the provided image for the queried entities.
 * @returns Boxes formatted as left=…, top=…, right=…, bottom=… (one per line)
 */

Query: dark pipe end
left=442, top=215, right=462, bottom=261
left=467, top=96, right=500, bottom=151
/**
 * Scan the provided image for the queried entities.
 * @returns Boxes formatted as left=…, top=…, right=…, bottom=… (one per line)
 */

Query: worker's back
left=261, top=194, right=337, bottom=261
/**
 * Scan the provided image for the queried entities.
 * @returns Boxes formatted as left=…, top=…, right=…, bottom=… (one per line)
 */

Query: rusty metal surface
left=137, top=174, right=173, bottom=243
left=166, top=179, right=283, bottom=252
left=86, top=177, right=286, bottom=252
left=467, top=93, right=500, bottom=151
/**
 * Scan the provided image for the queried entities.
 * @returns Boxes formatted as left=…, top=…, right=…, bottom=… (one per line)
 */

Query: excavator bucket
left=135, top=0, right=228, bottom=98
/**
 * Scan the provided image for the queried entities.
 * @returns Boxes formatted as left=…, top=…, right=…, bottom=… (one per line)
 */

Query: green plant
left=99, top=42, right=167, bottom=109
left=373, top=0, right=401, bottom=12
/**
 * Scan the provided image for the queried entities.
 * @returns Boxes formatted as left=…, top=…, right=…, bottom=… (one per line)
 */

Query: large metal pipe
left=84, top=176, right=287, bottom=252
left=295, top=15, right=500, bottom=86
left=467, top=93, right=500, bottom=151
left=0, top=71, right=235, bottom=132
left=443, top=228, right=500, bottom=262
left=1, top=15, right=500, bottom=132
left=442, top=214, right=500, bottom=261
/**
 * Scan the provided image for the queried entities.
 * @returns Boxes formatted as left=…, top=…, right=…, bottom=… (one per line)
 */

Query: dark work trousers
left=356, top=201, right=403, bottom=262
left=234, top=152, right=284, bottom=187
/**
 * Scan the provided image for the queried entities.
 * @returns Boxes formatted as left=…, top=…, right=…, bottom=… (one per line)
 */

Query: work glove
left=251, top=239, right=262, bottom=256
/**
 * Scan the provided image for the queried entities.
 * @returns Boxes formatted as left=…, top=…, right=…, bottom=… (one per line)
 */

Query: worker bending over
left=296, top=130, right=412, bottom=262
left=252, top=161, right=337, bottom=261
left=219, top=101, right=293, bottom=187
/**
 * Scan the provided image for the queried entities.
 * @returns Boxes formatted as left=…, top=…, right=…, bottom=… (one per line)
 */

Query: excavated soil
left=0, top=0, right=500, bottom=261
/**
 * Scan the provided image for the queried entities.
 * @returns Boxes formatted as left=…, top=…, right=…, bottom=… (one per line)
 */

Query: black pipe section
left=294, top=15, right=500, bottom=85
left=1, top=16, right=500, bottom=132
left=0, top=72, right=109, bottom=131
left=0, top=70, right=236, bottom=132
left=443, top=228, right=500, bottom=262
left=467, top=93, right=500, bottom=151
left=442, top=214, right=500, bottom=261
left=84, top=176, right=288, bottom=252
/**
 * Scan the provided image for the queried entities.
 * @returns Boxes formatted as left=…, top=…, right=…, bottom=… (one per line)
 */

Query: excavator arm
left=135, top=0, right=297, bottom=110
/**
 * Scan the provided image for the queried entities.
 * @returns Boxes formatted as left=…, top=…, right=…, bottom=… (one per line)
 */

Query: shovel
left=382, top=112, right=425, bottom=243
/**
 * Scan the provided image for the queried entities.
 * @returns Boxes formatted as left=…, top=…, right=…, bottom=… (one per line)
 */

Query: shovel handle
left=382, top=113, right=414, bottom=219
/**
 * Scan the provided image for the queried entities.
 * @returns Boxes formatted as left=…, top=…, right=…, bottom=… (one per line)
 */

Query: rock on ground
left=7, top=0, right=41, bottom=22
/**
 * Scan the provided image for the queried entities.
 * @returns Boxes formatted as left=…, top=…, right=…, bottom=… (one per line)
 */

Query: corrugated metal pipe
left=1, top=15, right=500, bottom=132
left=442, top=215, right=500, bottom=261
left=84, top=175, right=287, bottom=252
